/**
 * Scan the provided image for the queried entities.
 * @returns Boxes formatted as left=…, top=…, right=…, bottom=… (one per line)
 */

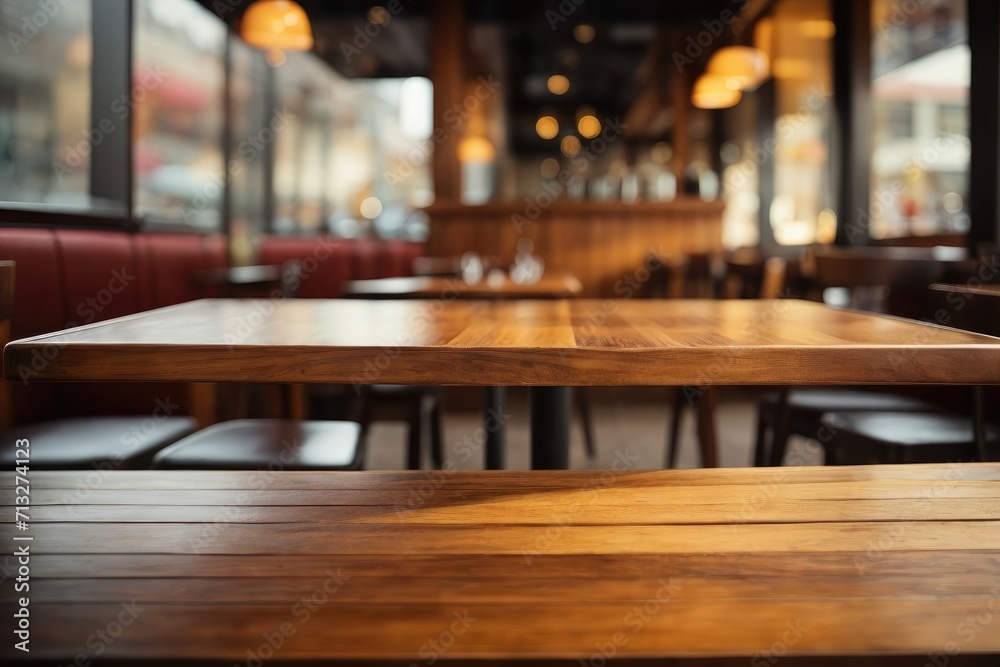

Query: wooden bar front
left=425, top=200, right=725, bottom=297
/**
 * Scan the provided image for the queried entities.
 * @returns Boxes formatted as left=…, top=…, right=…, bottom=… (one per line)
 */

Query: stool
left=153, top=419, right=364, bottom=470
left=818, top=412, right=995, bottom=465
left=2, top=416, right=197, bottom=470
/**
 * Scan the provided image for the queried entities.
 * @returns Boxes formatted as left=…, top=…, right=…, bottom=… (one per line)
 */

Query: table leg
left=531, top=387, right=571, bottom=470
left=484, top=386, right=506, bottom=470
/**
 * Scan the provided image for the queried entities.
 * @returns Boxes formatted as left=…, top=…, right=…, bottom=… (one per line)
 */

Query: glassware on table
left=509, top=238, right=545, bottom=285
left=460, top=251, right=484, bottom=285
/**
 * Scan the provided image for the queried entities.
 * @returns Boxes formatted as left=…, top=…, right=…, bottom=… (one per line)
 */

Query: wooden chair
left=665, top=255, right=786, bottom=468
left=649, top=251, right=719, bottom=299
left=813, top=282, right=1000, bottom=464
left=754, top=247, right=975, bottom=467
left=0, top=261, right=197, bottom=469
left=357, top=384, right=445, bottom=469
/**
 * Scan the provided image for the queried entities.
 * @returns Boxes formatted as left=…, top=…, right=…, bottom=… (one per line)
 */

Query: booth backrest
left=0, top=229, right=62, bottom=423
left=256, top=236, right=422, bottom=298
left=135, top=233, right=228, bottom=308
left=0, top=228, right=423, bottom=425
left=0, top=229, right=229, bottom=423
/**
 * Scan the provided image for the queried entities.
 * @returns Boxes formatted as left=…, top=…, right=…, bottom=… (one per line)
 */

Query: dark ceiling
left=198, top=0, right=748, bottom=152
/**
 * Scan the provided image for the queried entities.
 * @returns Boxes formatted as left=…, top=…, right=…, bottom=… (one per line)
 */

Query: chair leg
left=768, top=389, right=792, bottom=467
left=696, top=387, right=719, bottom=468
left=823, top=443, right=839, bottom=465
left=973, top=385, right=988, bottom=462
left=666, top=388, right=687, bottom=468
left=753, top=405, right=770, bottom=467
left=429, top=394, right=444, bottom=469
left=406, top=400, right=423, bottom=470
left=576, top=388, right=597, bottom=459
left=283, top=384, right=308, bottom=420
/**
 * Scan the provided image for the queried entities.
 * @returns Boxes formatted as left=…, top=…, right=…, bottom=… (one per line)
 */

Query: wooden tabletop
left=195, top=265, right=284, bottom=287
left=5, top=298, right=1000, bottom=386
left=2, top=464, right=998, bottom=662
left=343, top=272, right=584, bottom=299
left=931, top=282, right=1000, bottom=297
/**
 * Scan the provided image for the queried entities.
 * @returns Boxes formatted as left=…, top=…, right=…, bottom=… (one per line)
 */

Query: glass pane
left=272, top=50, right=339, bottom=235
left=770, top=0, right=834, bottom=246
left=133, top=0, right=226, bottom=229
left=0, top=0, right=92, bottom=206
left=229, top=39, right=269, bottom=264
left=271, top=50, right=432, bottom=239
left=358, top=77, right=434, bottom=237
left=870, top=0, right=968, bottom=240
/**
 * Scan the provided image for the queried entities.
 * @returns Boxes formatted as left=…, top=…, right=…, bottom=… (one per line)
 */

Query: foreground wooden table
left=6, top=298, right=1000, bottom=468
left=2, top=464, right=998, bottom=663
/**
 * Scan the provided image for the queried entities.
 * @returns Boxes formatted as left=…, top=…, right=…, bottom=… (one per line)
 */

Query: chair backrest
left=721, top=249, right=791, bottom=300
left=656, top=251, right=718, bottom=299
left=813, top=246, right=960, bottom=290
left=758, top=256, right=787, bottom=299
left=926, top=284, right=1000, bottom=337
left=813, top=246, right=968, bottom=316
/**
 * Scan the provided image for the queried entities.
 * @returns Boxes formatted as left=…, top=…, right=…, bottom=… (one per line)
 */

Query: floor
left=361, top=387, right=826, bottom=471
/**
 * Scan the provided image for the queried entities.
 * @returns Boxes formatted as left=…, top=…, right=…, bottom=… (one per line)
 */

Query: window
left=768, top=0, right=835, bottom=246
left=870, top=0, right=969, bottom=239
left=0, top=0, right=92, bottom=207
left=132, top=0, right=226, bottom=229
left=272, top=52, right=432, bottom=239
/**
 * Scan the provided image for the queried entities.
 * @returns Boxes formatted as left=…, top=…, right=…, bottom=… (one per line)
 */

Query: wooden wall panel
left=426, top=200, right=725, bottom=297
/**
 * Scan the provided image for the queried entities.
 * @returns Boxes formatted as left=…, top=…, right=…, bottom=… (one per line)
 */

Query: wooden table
left=195, top=264, right=288, bottom=299
left=343, top=272, right=584, bottom=299
left=2, top=464, right=999, bottom=664
left=6, top=298, right=1000, bottom=468
left=931, top=282, right=1000, bottom=298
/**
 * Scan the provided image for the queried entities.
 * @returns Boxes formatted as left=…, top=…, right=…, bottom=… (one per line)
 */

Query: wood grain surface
left=1, top=464, right=998, bottom=663
left=5, top=298, right=1000, bottom=386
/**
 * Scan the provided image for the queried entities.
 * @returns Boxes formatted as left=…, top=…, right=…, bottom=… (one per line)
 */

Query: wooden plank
left=25, top=556, right=1000, bottom=603
left=4, top=520, right=1000, bottom=555
left=14, top=496, right=1000, bottom=525
left=5, top=463, right=995, bottom=490
left=5, top=477, right=998, bottom=509
left=22, top=551, right=1000, bottom=580
left=9, top=599, right=1000, bottom=660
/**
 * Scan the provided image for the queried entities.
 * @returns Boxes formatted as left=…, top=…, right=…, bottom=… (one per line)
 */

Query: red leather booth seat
left=0, top=228, right=226, bottom=425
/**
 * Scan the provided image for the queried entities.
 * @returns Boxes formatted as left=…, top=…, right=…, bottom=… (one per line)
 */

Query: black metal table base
left=530, top=386, right=571, bottom=469
left=484, top=386, right=506, bottom=470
